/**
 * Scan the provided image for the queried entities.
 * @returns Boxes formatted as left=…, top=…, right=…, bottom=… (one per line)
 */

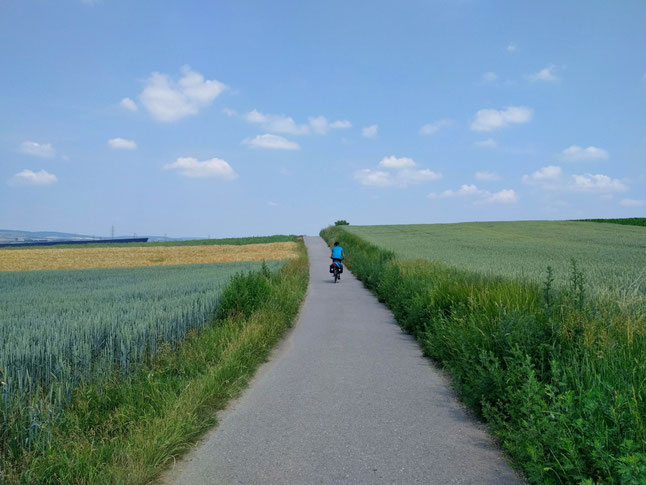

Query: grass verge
left=2, top=240, right=308, bottom=484
left=321, top=226, right=646, bottom=484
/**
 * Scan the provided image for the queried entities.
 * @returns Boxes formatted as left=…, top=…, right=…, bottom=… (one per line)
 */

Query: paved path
left=161, top=236, right=520, bottom=484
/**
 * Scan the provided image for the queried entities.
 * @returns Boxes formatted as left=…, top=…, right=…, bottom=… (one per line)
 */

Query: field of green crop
left=345, top=221, right=646, bottom=298
left=1, top=238, right=309, bottom=484
left=0, top=260, right=282, bottom=457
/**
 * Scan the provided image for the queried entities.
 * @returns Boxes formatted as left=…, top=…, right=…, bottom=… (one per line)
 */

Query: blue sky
left=1, top=0, right=645, bottom=237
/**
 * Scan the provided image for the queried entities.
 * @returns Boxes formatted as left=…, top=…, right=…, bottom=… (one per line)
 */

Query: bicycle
left=330, top=260, right=343, bottom=283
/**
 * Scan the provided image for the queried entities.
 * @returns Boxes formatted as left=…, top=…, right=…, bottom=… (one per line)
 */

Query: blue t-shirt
left=331, top=246, right=344, bottom=260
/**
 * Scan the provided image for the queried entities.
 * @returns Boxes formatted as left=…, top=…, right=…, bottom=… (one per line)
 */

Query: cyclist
left=330, top=241, right=344, bottom=279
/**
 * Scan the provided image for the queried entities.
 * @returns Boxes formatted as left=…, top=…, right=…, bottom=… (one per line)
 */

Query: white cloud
left=267, top=201, right=279, bottom=207
left=243, top=134, right=300, bottom=150
left=571, top=174, right=627, bottom=193
left=489, top=189, right=518, bottom=203
left=243, top=110, right=267, bottom=123
left=437, top=184, right=481, bottom=198
left=428, top=184, right=518, bottom=204
left=419, top=119, right=452, bottom=135
left=475, top=138, right=497, bottom=149
left=620, top=198, right=645, bottom=207
left=308, top=116, right=352, bottom=135
left=481, top=72, right=498, bottom=83
left=331, top=120, right=352, bottom=129
left=354, top=168, right=441, bottom=188
left=471, top=106, right=533, bottom=132
left=507, top=43, right=518, bottom=53
left=9, top=169, right=57, bottom=186
left=140, top=65, right=226, bottom=122
left=527, top=65, right=559, bottom=82
left=163, top=156, right=237, bottom=179
left=243, top=109, right=309, bottom=135
left=354, top=169, right=392, bottom=187
left=362, top=124, right=378, bottom=138
left=560, top=145, right=608, bottom=161
left=522, top=165, right=563, bottom=184
left=356, top=156, right=441, bottom=187
left=108, top=138, right=137, bottom=150
left=120, top=97, right=138, bottom=111
left=19, top=141, right=56, bottom=158
left=475, top=171, right=501, bottom=181
left=378, top=156, right=416, bottom=169
left=240, top=110, right=350, bottom=136
left=522, top=165, right=627, bottom=194
left=397, top=168, right=442, bottom=185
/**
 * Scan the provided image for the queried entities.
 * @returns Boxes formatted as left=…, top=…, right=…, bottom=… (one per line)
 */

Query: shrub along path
left=161, top=236, right=519, bottom=484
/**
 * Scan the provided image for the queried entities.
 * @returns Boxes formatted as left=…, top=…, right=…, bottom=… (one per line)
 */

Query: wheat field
left=345, top=221, right=646, bottom=297
left=0, top=241, right=298, bottom=271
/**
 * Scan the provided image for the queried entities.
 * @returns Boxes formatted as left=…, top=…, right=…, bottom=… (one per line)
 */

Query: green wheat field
left=345, top=220, right=646, bottom=298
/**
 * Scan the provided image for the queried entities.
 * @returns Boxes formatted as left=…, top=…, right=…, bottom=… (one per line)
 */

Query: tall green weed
left=321, top=226, right=646, bottom=484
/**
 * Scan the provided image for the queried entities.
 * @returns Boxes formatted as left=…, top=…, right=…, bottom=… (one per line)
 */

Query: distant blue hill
left=0, top=229, right=96, bottom=242
left=0, top=229, right=184, bottom=244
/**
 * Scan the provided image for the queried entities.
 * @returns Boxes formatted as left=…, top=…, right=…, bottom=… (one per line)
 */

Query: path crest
left=160, top=236, right=520, bottom=484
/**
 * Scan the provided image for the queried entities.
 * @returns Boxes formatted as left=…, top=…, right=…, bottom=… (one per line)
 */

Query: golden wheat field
left=0, top=242, right=299, bottom=271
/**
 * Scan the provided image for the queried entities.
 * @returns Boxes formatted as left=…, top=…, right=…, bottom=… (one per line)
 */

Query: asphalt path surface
left=160, top=236, right=520, bottom=484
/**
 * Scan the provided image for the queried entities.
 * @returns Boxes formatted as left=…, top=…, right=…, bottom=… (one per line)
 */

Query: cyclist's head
left=334, top=241, right=339, bottom=246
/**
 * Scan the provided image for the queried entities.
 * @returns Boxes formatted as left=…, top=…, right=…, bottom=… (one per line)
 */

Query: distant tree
left=334, top=220, right=350, bottom=226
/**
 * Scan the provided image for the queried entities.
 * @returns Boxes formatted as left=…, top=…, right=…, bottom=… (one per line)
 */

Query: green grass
left=577, top=217, right=646, bottom=228
left=344, top=221, right=646, bottom=298
left=322, top=225, right=646, bottom=484
left=1, top=234, right=296, bottom=250
left=1, top=247, right=308, bottom=483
